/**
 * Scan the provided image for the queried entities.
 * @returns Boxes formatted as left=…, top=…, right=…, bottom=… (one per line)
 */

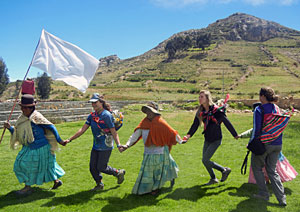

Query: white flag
left=31, top=29, right=99, bottom=93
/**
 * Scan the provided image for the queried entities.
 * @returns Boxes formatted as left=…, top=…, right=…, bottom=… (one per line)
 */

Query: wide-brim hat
left=89, top=93, right=103, bottom=103
left=141, top=101, right=161, bottom=115
left=18, top=94, right=36, bottom=107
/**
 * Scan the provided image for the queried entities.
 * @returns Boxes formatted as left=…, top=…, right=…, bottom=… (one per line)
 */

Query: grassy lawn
left=0, top=109, right=299, bottom=212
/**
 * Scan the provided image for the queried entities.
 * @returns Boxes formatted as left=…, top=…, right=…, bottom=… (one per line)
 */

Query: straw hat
left=141, top=101, right=161, bottom=115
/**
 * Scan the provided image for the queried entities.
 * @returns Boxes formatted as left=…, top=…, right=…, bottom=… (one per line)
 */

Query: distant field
left=0, top=107, right=299, bottom=212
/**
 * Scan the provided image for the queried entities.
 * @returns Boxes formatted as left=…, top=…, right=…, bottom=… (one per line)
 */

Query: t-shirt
left=86, top=110, right=115, bottom=151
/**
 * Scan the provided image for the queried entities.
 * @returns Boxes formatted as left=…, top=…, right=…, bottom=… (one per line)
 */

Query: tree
left=37, top=72, right=51, bottom=99
left=0, top=57, right=10, bottom=95
left=196, top=33, right=211, bottom=51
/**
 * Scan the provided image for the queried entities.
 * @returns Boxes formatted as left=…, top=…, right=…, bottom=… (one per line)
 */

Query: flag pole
left=0, top=32, right=42, bottom=144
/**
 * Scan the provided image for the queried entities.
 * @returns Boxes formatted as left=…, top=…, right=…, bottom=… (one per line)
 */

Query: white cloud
left=150, top=0, right=298, bottom=7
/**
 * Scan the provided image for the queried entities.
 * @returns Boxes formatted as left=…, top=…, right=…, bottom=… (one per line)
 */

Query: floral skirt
left=132, top=146, right=179, bottom=195
left=248, top=152, right=298, bottom=184
left=14, top=144, right=65, bottom=186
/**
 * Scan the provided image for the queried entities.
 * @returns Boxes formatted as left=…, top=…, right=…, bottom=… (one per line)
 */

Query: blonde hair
left=197, top=90, right=214, bottom=125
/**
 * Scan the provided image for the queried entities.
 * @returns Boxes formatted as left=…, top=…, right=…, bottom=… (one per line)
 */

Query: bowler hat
left=19, top=94, right=36, bottom=107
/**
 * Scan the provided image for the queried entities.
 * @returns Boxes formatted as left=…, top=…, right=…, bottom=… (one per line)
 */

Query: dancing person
left=249, top=87, right=291, bottom=206
left=65, top=93, right=125, bottom=191
left=183, top=90, right=238, bottom=185
left=239, top=103, right=297, bottom=184
left=3, top=94, right=65, bottom=195
left=120, top=102, right=182, bottom=195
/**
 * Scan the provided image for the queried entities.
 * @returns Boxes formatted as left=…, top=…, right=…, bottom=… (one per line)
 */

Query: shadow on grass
left=41, top=185, right=120, bottom=207
left=164, top=183, right=237, bottom=201
left=0, top=187, right=55, bottom=209
left=100, top=193, right=160, bottom=212
left=228, top=183, right=293, bottom=212
left=100, top=184, right=237, bottom=212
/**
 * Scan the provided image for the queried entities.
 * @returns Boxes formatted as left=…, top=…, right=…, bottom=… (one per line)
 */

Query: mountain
left=1, top=13, right=300, bottom=102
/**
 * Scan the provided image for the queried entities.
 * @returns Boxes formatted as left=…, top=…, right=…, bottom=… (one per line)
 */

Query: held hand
left=118, top=145, right=128, bottom=152
left=182, top=135, right=190, bottom=144
left=59, top=140, right=67, bottom=146
left=117, top=145, right=123, bottom=153
left=234, top=135, right=240, bottom=140
left=4, top=122, right=11, bottom=129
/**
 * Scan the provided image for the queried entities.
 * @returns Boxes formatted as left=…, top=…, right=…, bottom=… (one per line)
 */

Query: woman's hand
left=59, top=140, right=67, bottom=146
left=4, top=122, right=11, bottom=129
left=118, top=145, right=128, bottom=153
left=182, top=135, right=190, bottom=144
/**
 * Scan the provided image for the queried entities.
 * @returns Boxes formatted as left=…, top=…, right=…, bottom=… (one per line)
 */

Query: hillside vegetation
left=2, top=13, right=300, bottom=101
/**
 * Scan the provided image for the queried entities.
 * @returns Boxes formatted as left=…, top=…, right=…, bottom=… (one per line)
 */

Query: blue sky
left=1, top=0, right=299, bottom=81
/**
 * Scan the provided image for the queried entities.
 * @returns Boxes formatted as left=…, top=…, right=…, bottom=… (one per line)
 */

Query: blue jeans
left=202, top=139, right=225, bottom=179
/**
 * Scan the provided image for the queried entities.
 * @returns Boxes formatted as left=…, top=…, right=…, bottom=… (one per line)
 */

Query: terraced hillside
left=2, top=13, right=300, bottom=101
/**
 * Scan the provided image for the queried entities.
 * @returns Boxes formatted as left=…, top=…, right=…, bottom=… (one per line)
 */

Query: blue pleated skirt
left=132, top=146, right=179, bottom=195
left=14, top=144, right=65, bottom=186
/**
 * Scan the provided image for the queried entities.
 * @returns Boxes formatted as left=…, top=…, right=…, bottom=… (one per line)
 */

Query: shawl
left=197, top=104, right=226, bottom=131
left=10, top=110, right=58, bottom=153
left=260, top=104, right=291, bottom=143
left=134, top=115, right=178, bottom=151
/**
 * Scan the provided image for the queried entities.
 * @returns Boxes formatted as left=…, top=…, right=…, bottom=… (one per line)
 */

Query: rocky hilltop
left=146, top=13, right=300, bottom=56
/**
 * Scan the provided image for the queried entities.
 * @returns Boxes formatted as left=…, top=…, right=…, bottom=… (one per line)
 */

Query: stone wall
left=0, top=100, right=144, bottom=128
left=0, top=98, right=297, bottom=129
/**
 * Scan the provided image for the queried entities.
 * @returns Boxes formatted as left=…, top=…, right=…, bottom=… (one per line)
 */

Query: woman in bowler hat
left=3, top=94, right=66, bottom=195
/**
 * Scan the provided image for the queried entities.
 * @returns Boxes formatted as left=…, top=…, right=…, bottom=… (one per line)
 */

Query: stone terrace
left=0, top=100, right=143, bottom=128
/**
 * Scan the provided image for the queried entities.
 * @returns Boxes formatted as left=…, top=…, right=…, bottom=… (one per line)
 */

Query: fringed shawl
left=10, top=110, right=59, bottom=154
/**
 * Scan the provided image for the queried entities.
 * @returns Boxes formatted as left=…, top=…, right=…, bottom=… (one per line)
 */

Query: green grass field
left=0, top=109, right=299, bottom=212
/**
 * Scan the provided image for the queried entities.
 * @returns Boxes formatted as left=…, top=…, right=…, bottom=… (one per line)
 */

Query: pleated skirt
left=132, top=146, right=179, bottom=195
left=14, top=144, right=65, bottom=186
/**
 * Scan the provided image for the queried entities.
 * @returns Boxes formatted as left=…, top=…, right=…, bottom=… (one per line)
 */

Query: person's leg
left=97, top=150, right=126, bottom=184
left=251, top=150, right=269, bottom=199
left=90, top=149, right=102, bottom=183
left=202, top=139, right=223, bottom=180
left=265, top=145, right=286, bottom=205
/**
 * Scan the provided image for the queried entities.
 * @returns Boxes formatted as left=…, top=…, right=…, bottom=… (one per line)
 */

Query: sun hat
left=141, top=101, right=161, bottom=115
left=89, top=93, right=103, bottom=103
left=18, top=94, right=36, bottom=107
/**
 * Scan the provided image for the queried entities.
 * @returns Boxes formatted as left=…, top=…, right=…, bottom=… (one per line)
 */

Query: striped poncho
left=260, top=104, right=291, bottom=144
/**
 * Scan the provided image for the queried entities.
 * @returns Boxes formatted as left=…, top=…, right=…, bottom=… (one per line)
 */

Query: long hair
left=197, top=90, right=214, bottom=125
left=259, top=87, right=279, bottom=102
left=99, top=98, right=111, bottom=112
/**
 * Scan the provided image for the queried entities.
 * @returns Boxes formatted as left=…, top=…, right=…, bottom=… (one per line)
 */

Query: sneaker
left=221, top=167, right=231, bottom=182
left=91, top=182, right=104, bottom=191
left=253, top=193, right=269, bottom=201
left=279, top=196, right=287, bottom=206
left=52, top=180, right=63, bottom=190
left=205, top=178, right=219, bottom=185
left=279, top=201, right=287, bottom=207
left=116, top=169, right=126, bottom=184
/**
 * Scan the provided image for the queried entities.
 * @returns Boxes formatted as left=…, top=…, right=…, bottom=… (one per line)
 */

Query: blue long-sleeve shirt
left=252, top=103, right=282, bottom=145
left=8, top=123, right=62, bottom=149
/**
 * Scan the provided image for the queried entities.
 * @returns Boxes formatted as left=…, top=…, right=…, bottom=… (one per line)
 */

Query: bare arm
left=68, top=123, right=90, bottom=142
left=110, top=127, right=121, bottom=146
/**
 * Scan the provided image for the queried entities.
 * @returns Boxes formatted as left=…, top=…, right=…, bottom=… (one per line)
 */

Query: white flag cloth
left=31, top=29, right=99, bottom=93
